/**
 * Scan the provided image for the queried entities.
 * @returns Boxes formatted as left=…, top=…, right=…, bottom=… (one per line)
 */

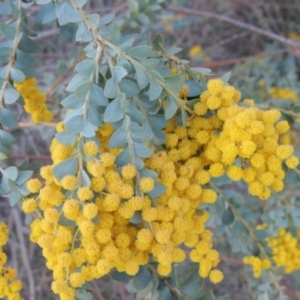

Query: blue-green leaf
left=62, top=94, right=84, bottom=109
left=90, top=84, right=108, bottom=106
left=0, top=23, right=16, bottom=40
left=15, top=170, right=33, bottom=185
left=222, top=208, right=235, bottom=225
left=52, top=158, right=78, bottom=180
left=10, top=190, right=21, bottom=206
left=75, top=82, right=90, bottom=99
left=104, top=99, right=123, bottom=122
left=148, top=183, right=166, bottom=198
left=104, top=78, right=118, bottom=98
left=149, top=79, right=162, bottom=101
left=0, top=130, right=16, bottom=146
left=128, top=45, right=152, bottom=61
left=4, top=87, right=20, bottom=104
left=135, top=65, right=149, bottom=89
left=3, top=166, right=18, bottom=181
left=56, top=132, right=78, bottom=145
left=165, top=95, right=178, bottom=119
left=109, top=127, right=127, bottom=148
left=113, top=66, right=128, bottom=83
left=133, top=143, right=153, bottom=158
left=75, top=59, right=95, bottom=77
left=132, top=266, right=152, bottom=290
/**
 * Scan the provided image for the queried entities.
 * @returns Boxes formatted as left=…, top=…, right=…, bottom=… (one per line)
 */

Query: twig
left=91, top=280, right=106, bottom=300
left=168, top=6, right=300, bottom=49
left=12, top=208, right=35, bottom=300
left=9, top=155, right=51, bottom=161
left=16, top=122, right=57, bottom=129
left=194, top=48, right=287, bottom=68
left=119, top=282, right=127, bottom=300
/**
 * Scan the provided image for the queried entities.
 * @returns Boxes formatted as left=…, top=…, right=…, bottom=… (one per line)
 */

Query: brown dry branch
left=12, top=208, right=36, bottom=300
left=168, top=6, right=300, bottom=50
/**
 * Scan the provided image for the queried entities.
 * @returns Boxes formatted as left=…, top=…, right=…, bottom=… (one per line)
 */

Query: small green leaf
left=200, top=291, right=216, bottom=300
left=113, top=66, right=128, bottom=83
left=36, top=0, right=51, bottom=4
left=133, top=143, right=153, bottom=158
left=10, top=68, right=25, bottom=83
left=10, top=190, right=21, bottom=206
left=220, top=71, right=231, bottom=84
left=110, top=270, right=132, bottom=282
left=165, top=95, right=178, bottom=120
left=4, top=87, right=20, bottom=104
left=133, top=266, right=152, bottom=290
left=76, top=288, right=93, bottom=300
left=75, top=82, right=90, bottom=100
left=135, top=66, right=149, bottom=89
left=58, top=215, right=77, bottom=227
left=161, top=287, right=173, bottom=300
left=90, top=84, right=108, bottom=106
left=52, top=158, right=78, bottom=180
left=87, top=107, right=102, bottom=127
left=293, top=106, right=300, bottom=113
left=75, top=59, right=95, bottom=77
left=104, top=78, right=118, bottom=98
left=130, top=211, right=143, bottom=224
left=15, top=170, right=33, bottom=185
left=56, top=132, right=78, bottom=145
left=62, top=95, right=84, bottom=109
left=119, top=79, right=140, bottom=97
left=222, top=208, right=235, bottom=225
left=19, top=34, right=40, bottom=53
left=66, top=74, right=89, bottom=92
left=3, top=166, right=18, bottom=181
left=128, top=45, right=152, bottom=61
left=109, top=127, right=127, bottom=148
left=178, top=267, right=204, bottom=299
left=153, top=33, right=164, bottom=52
left=81, top=169, right=91, bottom=187
left=148, top=183, right=166, bottom=198
left=0, top=130, right=16, bottom=146
left=0, top=23, right=16, bottom=40
left=149, top=79, right=162, bottom=101
left=104, top=99, right=123, bottom=122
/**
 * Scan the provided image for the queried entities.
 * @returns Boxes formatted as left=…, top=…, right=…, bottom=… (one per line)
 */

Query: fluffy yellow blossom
left=27, top=178, right=42, bottom=193
left=140, top=177, right=155, bottom=193
left=83, top=141, right=98, bottom=156
left=207, top=78, right=224, bottom=95
left=61, top=175, right=77, bottom=190
left=179, top=85, right=189, bottom=98
left=100, top=152, right=115, bottom=167
left=77, top=187, right=94, bottom=201
left=69, top=272, right=85, bottom=288
left=83, top=203, right=98, bottom=219
left=14, top=78, right=53, bottom=123
left=286, top=155, right=299, bottom=169
left=22, top=198, right=37, bottom=213
left=0, top=223, right=22, bottom=298
left=121, top=164, right=136, bottom=179
left=209, top=269, right=224, bottom=284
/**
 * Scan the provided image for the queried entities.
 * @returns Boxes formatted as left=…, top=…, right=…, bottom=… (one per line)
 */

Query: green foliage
left=1, top=0, right=300, bottom=299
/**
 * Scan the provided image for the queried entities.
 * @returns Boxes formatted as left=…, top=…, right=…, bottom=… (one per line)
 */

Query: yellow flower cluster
left=244, top=228, right=300, bottom=277
left=269, top=87, right=297, bottom=102
left=23, top=119, right=224, bottom=299
left=0, top=223, right=23, bottom=300
left=268, top=228, right=300, bottom=273
left=23, top=77, right=300, bottom=298
left=243, top=256, right=271, bottom=278
left=191, top=78, right=298, bottom=200
left=14, top=78, right=53, bottom=123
